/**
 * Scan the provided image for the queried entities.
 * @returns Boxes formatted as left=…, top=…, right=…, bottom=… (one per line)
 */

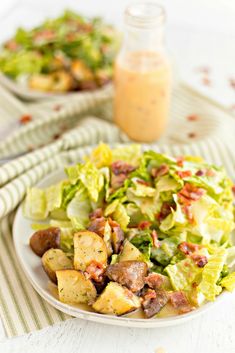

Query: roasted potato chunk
left=92, top=282, right=141, bottom=316
left=56, top=270, right=97, bottom=304
left=29, top=71, right=73, bottom=92
left=29, top=227, right=60, bottom=257
left=142, top=289, right=169, bottom=318
left=119, top=240, right=143, bottom=262
left=42, top=249, right=73, bottom=283
left=106, top=261, right=148, bottom=292
left=74, top=231, right=107, bottom=271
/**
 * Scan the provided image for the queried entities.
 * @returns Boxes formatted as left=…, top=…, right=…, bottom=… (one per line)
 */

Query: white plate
left=13, top=168, right=226, bottom=328
left=0, top=73, right=101, bottom=101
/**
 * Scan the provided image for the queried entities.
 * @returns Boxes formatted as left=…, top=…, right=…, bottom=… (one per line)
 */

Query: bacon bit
left=85, top=261, right=105, bottom=282
left=195, top=66, right=210, bottom=74
left=53, top=104, right=62, bottom=111
left=53, top=133, right=60, bottom=140
left=138, top=221, right=152, bottom=230
left=142, top=289, right=169, bottom=318
left=136, top=179, right=151, bottom=186
left=191, top=253, right=208, bottom=268
left=232, top=185, right=235, bottom=195
left=192, top=282, right=198, bottom=288
left=143, top=288, right=157, bottom=301
left=108, top=218, right=124, bottom=253
left=27, top=145, right=34, bottom=152
left=144, top=273, right=165, bottom=289
left=206, top=169, right=215, bottom=177
left=229, top=78, right=235, bottom=90
left=151, top=164, right=169, bottom=178
left=88, top=217, right=106, bottom=237
left=202, top=77, right=211, bottom=86
left=111, top=161, right=136, bottom=175
left=34, top=29, right=55, bottom=43
left=178, top=183, right=206, bottom=204
left=151, top=230, right=159, bottom=248
left=156, top=202, right=175, bottom=222
left=178, top=242, right=200, bottom=255
left=5, top=39, right=20, bottom=51
left=169, top=291, right=193, bottom=314
left=89, top=208, right=103, bottom=220
left=176, top=170, right=192, bottom=179
left=196, top=169, right=205, bottom=176
left=188, top=132, right=196, bottom=139
left=111, top=173, right=126, bottom=190
left=187, top=114, right=199, bottom=121
left=182, top=205, right=194, bottom=223
left=176, top=156, right=184, bottom=167
left=19, top=114, right=33, bottom=125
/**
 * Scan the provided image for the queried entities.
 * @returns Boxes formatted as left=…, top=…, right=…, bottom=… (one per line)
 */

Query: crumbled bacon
left=88, top=217, right=106, bottom=237
left=182, top=205, right=194, bottom=223
left=151, top=230, right=159, bottom=248
left=187, top=114, right=199, bottom=121
left=178, top=183, right=206, bottom=204
left=195, top=170, right=205, bottom=176
left=53, top=104, right=62, bottom=111
left=202, top=77, right=211, bottom=86
left=176, top=170, right=192, bottom=178
left=144, top=273, right=165, bottom=289
left=176, top=156, right=184, bottom=167
left=206, top=169, right=215, bottom=177
left=142, top=289, right=169, bottom=318
left=111, top=161, right=136, bottom=175
left=34, top=29, right=55, bottom=43
left=138, top=221, right=152, bottom=230
left=232, top=185, right=235, bottom=195
left=85, top=261, right=105, bottom=282
left=151, top=164, right=169, bottom=178
left=156, top=202, right=175, bottom=222
left=191, top=253, right=208, bottom=268
left=89, top=208, right=103, bottom=220
left=188, top=132, right=196, bottom=139
left=111, top=173, right=127, bottom=190
left=19, top=114, right=33, bottom=125
left=178, top=242, right=200, bottom=255
left=136, top=179, right=151, bottom=186
left=108, top=218, right=124, bottom=253
left=5, top=39, right=20, bottom=51
left=169, top=291, right=193, bottom=314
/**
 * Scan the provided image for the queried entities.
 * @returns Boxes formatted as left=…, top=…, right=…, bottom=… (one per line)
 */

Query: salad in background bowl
left=0, top=10, right=119, bottom=98
left=21, top=143, right=235, bottom=320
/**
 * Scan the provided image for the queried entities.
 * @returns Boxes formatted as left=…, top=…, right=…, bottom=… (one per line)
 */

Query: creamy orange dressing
left=114, top=51, right=171, bottom=142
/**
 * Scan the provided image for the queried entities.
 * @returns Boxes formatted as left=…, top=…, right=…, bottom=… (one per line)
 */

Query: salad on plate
left=0, top=10, right=118, bottom=93
left=23, top=143, right=235, bottom=318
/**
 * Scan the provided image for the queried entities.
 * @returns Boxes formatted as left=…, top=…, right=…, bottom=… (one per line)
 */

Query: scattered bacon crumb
left=143, top=288, right=157, bottom=300
left=136, top=179, right=151, bottom=186
left=176, top=156, right=184, bottom=167
left=176, top=170, right=192, bottom=179
left=144, top=273, right=165, bottom=289
left=229, top=78, right=235, bottom=90
left=151, top=230, right=159, bottom=248
left=188, top=132, right=196, bottom=139
left=151, top=164, right=169, bottom=178
left=195, top=170, right=205, bottom=176
left=169, top=291, right=193, bottom=314
left=182, top=205, right=194, bottom=223
left=187, top=115, right=199, bottom=121
left=206, top=169, right=215, bottom=177
left=178, top=183, right=206, bottom=204
left=156, top=202, right=175, bottom=222
left=53, top=104, right=62, bottom=111
left=202, top=77, right=211, bottom=86
left=89, top=208, right=103, bottom=220
left=232, top=185, right=235, bottom=195
left=85, top=261, right=105, bottom=282
left=178, top=242, right=199, bottom=255
left=53, top=133, right=60, bottom=140
left=138, top=221, right=152, bottom=230
left=27, top=145, right=34, bottom=152
left=19, top=114, right=33, bottom=125
left=191, top=253, right=208, bottom=268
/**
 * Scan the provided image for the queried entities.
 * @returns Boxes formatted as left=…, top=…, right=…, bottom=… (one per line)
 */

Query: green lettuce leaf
left=220, top=272, right=235, bottom=292
left=66, top=184, right=91, bottom=229
left=112, top=144, right=141, bottom=166
left=130, top=230, right=153, bottom=261
left=45, top=182, right=63, bottom=212
left=198, top=248, right=226, bottom=301
left=23, top=188, right=48, bottom=220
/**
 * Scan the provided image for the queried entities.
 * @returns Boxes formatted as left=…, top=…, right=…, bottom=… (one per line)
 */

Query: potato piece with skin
left=92, top=282, right=141, bottom=316
left=119, top=240, right=143, bottom=262
left=29, top=227, right=60, bottom=257
left=42, top=249, right=73, bottom=284
left=106, top=261, right=148, bottom=292
left=56, top=270, right=97, bottom=305
left=74, top=231, right=107, bottom=271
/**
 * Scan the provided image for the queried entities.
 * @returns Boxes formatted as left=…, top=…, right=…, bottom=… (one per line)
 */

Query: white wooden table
left=0, top=1, right=235, bottom=352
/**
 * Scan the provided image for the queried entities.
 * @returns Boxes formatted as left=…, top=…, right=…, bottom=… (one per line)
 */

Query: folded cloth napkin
left=0, top=82, right=235, bottom=337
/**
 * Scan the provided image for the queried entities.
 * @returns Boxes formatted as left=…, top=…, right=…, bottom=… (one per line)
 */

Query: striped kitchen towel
left=0, top=83, right=235, bottom=337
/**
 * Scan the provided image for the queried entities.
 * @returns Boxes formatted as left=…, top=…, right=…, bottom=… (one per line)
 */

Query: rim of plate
left=13, top=162, right=228, bottom=328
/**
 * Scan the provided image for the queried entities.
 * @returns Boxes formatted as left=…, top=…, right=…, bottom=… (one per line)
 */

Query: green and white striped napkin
left=0, top=83, right=235, bottom=337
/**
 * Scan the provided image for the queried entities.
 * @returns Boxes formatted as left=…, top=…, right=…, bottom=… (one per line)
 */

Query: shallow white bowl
left=13, top=168, right=227, bottom=328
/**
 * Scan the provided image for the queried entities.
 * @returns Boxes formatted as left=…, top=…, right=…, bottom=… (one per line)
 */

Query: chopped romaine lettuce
left=23, top=188, right=48, bottom=220
left=66, top=184, right=91, bottom=229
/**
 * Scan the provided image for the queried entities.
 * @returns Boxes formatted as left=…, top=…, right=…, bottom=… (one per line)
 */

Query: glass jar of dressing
left=114, top=2, right=171, bottom=142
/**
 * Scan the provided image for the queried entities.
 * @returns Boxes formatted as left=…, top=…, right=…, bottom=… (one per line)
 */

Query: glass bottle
left=114, top=2, right=171, bottom=142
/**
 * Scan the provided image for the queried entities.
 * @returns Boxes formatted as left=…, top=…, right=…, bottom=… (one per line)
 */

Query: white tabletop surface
left=0, top=1, right=235, bottom=352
